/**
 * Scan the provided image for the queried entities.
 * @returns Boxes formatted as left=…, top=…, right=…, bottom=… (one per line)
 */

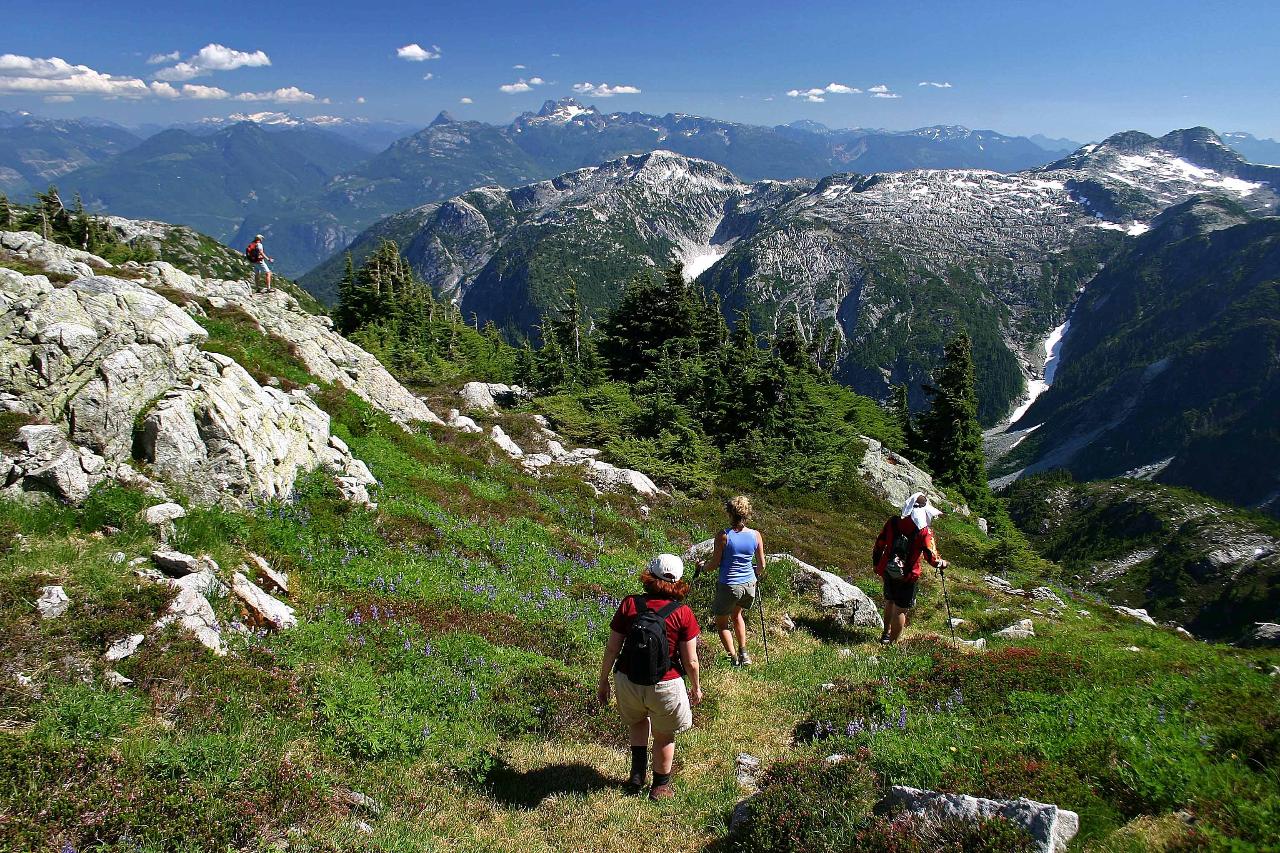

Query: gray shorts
left=713, top=581, right=756, bottom=616
left=253, top=260, right=271, bottom=274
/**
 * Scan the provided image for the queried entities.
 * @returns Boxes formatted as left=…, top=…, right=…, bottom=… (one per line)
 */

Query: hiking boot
left=625, top=771, right=646, bottom=792
left=738, top=652, right=752, bottom=666
left=649, top=782, right=675, bottom=801
left=726, top=654, right=740, bottom=667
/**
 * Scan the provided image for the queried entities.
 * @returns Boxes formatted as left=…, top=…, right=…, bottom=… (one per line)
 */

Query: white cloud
left=43, top=94, right=74, bottom=103
left=234, top=86, right=325, bottom=103
left=787, top=82, right=861, bottom=102
left=422, top=72, right=434, bottom=81
left=571, top=81, right=640, bottom=97
left=0, top=54, right=151, bottom=97
left=868, top=84, right=890, bottom=93
left=147, top=51, right=181, bottom=65
left=154, top=44, right=271, bottom=81
left=150, top=81, right=181, bottom=98
left=356, top=96, right=366, bottom=104
left=918, top=81, right=952, bottom=88
left=513, top=64, right=526, bottom=70
left=183, top=84, right=230, bottom=100
left=499, top=76, right=546, bottom=93
left=397, top=43, right=441, bottom=62
left=873, top=92, right=901, bottom=99
left=459, top=96, right=473, bottom=104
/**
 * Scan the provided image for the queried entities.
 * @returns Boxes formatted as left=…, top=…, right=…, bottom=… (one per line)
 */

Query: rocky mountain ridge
left=303, top=127, right=1279, bottom=424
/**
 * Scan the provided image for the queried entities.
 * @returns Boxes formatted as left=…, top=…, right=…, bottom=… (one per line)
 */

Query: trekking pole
left=757, top=578, right=771, bottom=664
left=938, top=564, right=958, bottom=649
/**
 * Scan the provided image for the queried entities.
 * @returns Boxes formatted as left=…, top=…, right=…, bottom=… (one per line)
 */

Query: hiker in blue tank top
left=702, top=496, right=766, bottom=666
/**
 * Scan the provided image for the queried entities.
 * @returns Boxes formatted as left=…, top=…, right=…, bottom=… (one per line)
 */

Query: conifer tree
left=918, top=332, right=989, bottom=506
left=891, top=383, right=921, bottom=456
left=773, top=313, right=808, bottom=370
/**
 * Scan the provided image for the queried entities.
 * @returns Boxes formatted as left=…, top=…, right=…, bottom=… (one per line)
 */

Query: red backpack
left=245, top=241, right=264, bottom=262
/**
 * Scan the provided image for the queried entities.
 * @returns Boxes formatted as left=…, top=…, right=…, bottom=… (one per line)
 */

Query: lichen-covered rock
left=994, top=619, right=1036, bottom=639
left=0, top=250, right=382, bottom=508
left=156, top=587, right=224, bottom=655
left=857, top=436, right=939, bottom=512
left=446, top=408, right=483, bottom=433
left=143, top=502, right=186, bottom=525
left=35, top=584, right=70, bottom=618
left=246, top=552, right=289, bottom=595
left=103, top=634, right=144, bottom=662
left=1112, top=605, right=1158, bottom=627
left=775, top=553, right=883, bottom=629
left=232, top=571, right=297, bottom=631
left=1, top=230, right=110, bottom=279
left=145, top=262, right=441, bottom=426
left=151, top=549, right=209, bottom=576
left=489, top=425, right=523, bottom=458
left=1249, top=622, right=1280, bottom=647
left=884, top=785, right=1079, bottom=853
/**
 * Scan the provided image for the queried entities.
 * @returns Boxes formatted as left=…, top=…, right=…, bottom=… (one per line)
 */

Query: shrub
left=907, top=646, right=1085, bottom=714
left=728, top=757, right=879, bottom=852
left=79, top=483, right=152, bottom=533
left=33, top=684, right=144, bottom=747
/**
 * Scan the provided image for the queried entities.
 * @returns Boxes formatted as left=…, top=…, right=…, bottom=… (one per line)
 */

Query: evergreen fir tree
left=891, top=383, right=921, bottom=456
left=773, top=313, right=808, bottom=370
left=918, top=333, right=989, bottom=506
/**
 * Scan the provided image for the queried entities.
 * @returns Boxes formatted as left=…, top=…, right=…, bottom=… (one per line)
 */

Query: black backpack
left=620, top=596, right=684, bottom=686
left=886, top=518, right=914, bottom=579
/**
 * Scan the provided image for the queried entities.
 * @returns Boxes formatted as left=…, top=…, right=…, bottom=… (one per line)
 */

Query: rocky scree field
left=0, top=222, right=1277, bottom=852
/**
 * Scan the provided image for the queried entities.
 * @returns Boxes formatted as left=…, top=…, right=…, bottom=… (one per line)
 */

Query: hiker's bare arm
left=597, top=630, right=624, bottom=705
left=681, top=637, right=702, bottom=705
left=704, top=532, right=726, bottom=577
left=754, top=532, right=767, bottom=579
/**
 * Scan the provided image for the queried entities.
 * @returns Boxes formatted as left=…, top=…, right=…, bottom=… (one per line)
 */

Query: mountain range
left=301, top=126, right=1279, bottom=428
left=1, top=101, right=1101, bottom=275
left=58, top=122, right=371, bottom=255
left=0, top=111, right=140, bottom=197
left=991, top=194, right=1280, bottom=515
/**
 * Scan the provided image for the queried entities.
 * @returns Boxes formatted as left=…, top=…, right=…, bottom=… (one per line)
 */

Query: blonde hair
left=725, top=495, right=753, bottom=525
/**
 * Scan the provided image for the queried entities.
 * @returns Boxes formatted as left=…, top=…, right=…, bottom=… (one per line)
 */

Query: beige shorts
left=713, top=581, right=756, bottom=616
left=614, top=672, right=693, bottom=734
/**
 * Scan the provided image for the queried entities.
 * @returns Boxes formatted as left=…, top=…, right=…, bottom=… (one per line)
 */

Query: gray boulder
left=232, top=571, right=298, bottom=631
left=103, top=634, right=144, bottom=662
left=885, top=785, right=1078, bottom=853
left=35, top=584, right=70, bottom=618
left=857, top=436, right=939, bottom=512
left=1112, top=605, right=1158, bottom=627
left=774, top=553, right=883, bottom=629
left=994, top=619, right=1036, bottom=639
left=143, top=502, right=186, bottom=526
left=1249, top=622, right=1280, bottom=647
left=156, top=587, right=224, bottom=655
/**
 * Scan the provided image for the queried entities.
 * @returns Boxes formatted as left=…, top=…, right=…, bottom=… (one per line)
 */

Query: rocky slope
left=0, top=227, right=442, bottom=509
left=990, top=196, right=1280, bottom=515
left=1006, top=473, right=1280, bottom=642
left=304, top=128, right=1279, bottom=423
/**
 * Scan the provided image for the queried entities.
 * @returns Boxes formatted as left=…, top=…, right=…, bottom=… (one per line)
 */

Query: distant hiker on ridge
left=246, top=234, right=274, bottom=292
left=703, top=496, right=766, bottom=666
left=598, top=554, right=703, bottom=800
left=872, top=492, right=947, bottom=644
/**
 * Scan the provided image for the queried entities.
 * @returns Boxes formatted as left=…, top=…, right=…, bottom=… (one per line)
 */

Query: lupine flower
left=898, top=707, right=908, bottom=729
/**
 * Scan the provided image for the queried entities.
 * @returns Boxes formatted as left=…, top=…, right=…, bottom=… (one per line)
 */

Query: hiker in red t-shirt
left=598, top=554, right=702, bottom=801
left=872, top=492, right=948, bottom=644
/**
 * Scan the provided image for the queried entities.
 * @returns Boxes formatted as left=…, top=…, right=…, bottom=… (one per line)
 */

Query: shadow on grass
left=482, top=759, right=621, bottom=809
left=794, top=614, right=879, bottom=646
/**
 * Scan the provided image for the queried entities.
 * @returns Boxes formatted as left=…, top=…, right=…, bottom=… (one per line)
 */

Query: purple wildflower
left=898, top=707, right=908, bottom=729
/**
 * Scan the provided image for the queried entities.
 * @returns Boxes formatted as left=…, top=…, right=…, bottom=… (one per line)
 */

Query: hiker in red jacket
left=872, top=492, right=948, bottom=644
left=598, top=554, right=702, bottom=801
left=246, top=235, right=274, bottom=292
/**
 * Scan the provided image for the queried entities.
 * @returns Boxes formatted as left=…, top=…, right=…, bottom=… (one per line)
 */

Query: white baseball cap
left=647, top=553, right=685, bottom=582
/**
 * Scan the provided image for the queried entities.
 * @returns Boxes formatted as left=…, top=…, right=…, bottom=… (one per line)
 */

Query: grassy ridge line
left=0, top=301, right=1277, bottom=851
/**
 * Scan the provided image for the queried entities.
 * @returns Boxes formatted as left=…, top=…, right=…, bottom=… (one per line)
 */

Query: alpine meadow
left=1, top=2, right=1278, bottom=851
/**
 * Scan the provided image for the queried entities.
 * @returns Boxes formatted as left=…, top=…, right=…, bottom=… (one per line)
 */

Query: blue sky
left=5, top=0, right=1279, bottom=140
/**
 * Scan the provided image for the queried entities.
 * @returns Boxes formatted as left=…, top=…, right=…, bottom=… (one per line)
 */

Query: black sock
left=630, top=746, right=647, bottom=777
left=652, top=771, right=672, bottom=786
